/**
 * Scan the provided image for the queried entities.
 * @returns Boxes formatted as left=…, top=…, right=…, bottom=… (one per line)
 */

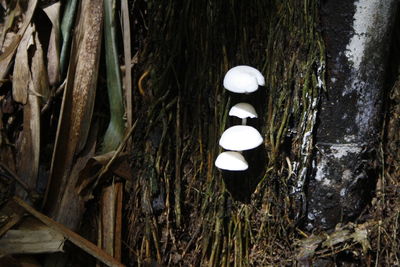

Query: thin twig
left=98, top=119, right=138, bottom=179
left=13, top=196, right=125, bottom=267
left=0, top=201, right=25, bottom=237
left=41, top=78, right=67, bottom=114
left=0, top=162, right=30, bottom=193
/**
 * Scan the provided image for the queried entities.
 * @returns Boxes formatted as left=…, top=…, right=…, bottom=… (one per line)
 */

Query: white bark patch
left=345, top=0, right=391, bottom=71
left=315, top=158, right=332, bottom=186
left=341, top=169, right=353, bottom=182
left=330, top=144, right=362, bottom=159
left=343, top=0, right=393, bottom=140
left=340, top=188, right=347, bottom=197
left=314, top=144, right=362, bottom=187
left=317, top=64, right=324, bottom=89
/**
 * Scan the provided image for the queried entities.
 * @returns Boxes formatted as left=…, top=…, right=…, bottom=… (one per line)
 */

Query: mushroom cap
left=223, top=65, right=265, bottom=94
left=219, top=125, right=263, bottom=151
left=215, top=151, right=248, bottom=171
left=229, top=103, right=258, bottom=119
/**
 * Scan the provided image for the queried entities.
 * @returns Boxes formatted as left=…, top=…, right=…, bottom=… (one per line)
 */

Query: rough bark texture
left=306, top=0, right=398, bottom=230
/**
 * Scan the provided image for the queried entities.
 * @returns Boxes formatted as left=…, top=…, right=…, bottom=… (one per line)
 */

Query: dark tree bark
left=306, top=0, right=398, bottom=230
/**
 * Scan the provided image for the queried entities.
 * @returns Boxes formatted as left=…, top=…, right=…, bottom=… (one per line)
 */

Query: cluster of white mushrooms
left=215, top=66, right=265, bottom=171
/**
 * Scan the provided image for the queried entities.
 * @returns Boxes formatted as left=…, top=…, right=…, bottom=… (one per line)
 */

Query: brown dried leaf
left=54, top=127, right=97, bottom=228
left=1, top=31, right=17, bottom=54
left=296, top=222, right=375, bottom=261
left=0, top=0, right=37, bottom=81
left=12, top=24, right=33, bottom=104
left=14, top=197, right=125, bottom=267
left=43, top=0, right=104, bottom=223
left=76, top=152, right=133, bottom=194
left=100, top=183, right=123, bottom=258
left=0, top=217, right=65, bottom=255
left=30, top=24, right=50, bottom=101
left=0, top=1, right=23, bottom=50
left=43, top=1, right=61, bottom=86
left=15, top=23, right=48, bottom=199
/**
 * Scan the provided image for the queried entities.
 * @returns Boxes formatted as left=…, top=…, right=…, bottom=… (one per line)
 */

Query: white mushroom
left=223, top=65, right=265, bottom=94
left=215, top=151, right=248, bottom=171
left=219, top=125, right=263, bottom=151
left=229, top=102, right=258, bottom=125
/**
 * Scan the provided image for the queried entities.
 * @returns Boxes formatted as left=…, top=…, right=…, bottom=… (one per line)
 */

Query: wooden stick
left=0, top=162, right=30, bottom=193
left=0, top=201, right=25, bottom=237
left=13, top=197, right=125, bottom=267
left=100, top=184, right=116, bottom=257
left=114, top=182, right=123, bottom=261
left=121, top=0, right=132, bottom=129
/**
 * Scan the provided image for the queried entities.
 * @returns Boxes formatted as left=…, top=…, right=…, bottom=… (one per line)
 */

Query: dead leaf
left=75, top=122, right=137, bottom=196
left=0, top=0, right=38, bottom=81
left=43, top=1, right=61, bottom=86
left=0, top=217, right=65, bottom=255
left=15, top=23, right=49, bottom=200
left=0, top=1, right=23, bottom=50
left=1, top=31, right=17, bottom=54
left=351, top=225, right=370, bottom=253
left=53, top=126, right=97, bottom=228
left=76, top=151, right=133, bottom=194
left=30, top=23, right=50, bottom=101
left=14, top=197, right=125, bottom=267
left=43, top=0, right=104, bottom=221
left=121, top=0, right=132, bottom=129
left=99, top=182, right=123, bottom=258
left=12, top=24, right=33, bottom=104
left=296, top=222, right=376, bottom=261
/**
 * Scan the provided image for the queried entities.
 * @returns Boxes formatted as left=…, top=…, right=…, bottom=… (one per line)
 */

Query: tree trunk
left=306, top=0, right=398, bottom=230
